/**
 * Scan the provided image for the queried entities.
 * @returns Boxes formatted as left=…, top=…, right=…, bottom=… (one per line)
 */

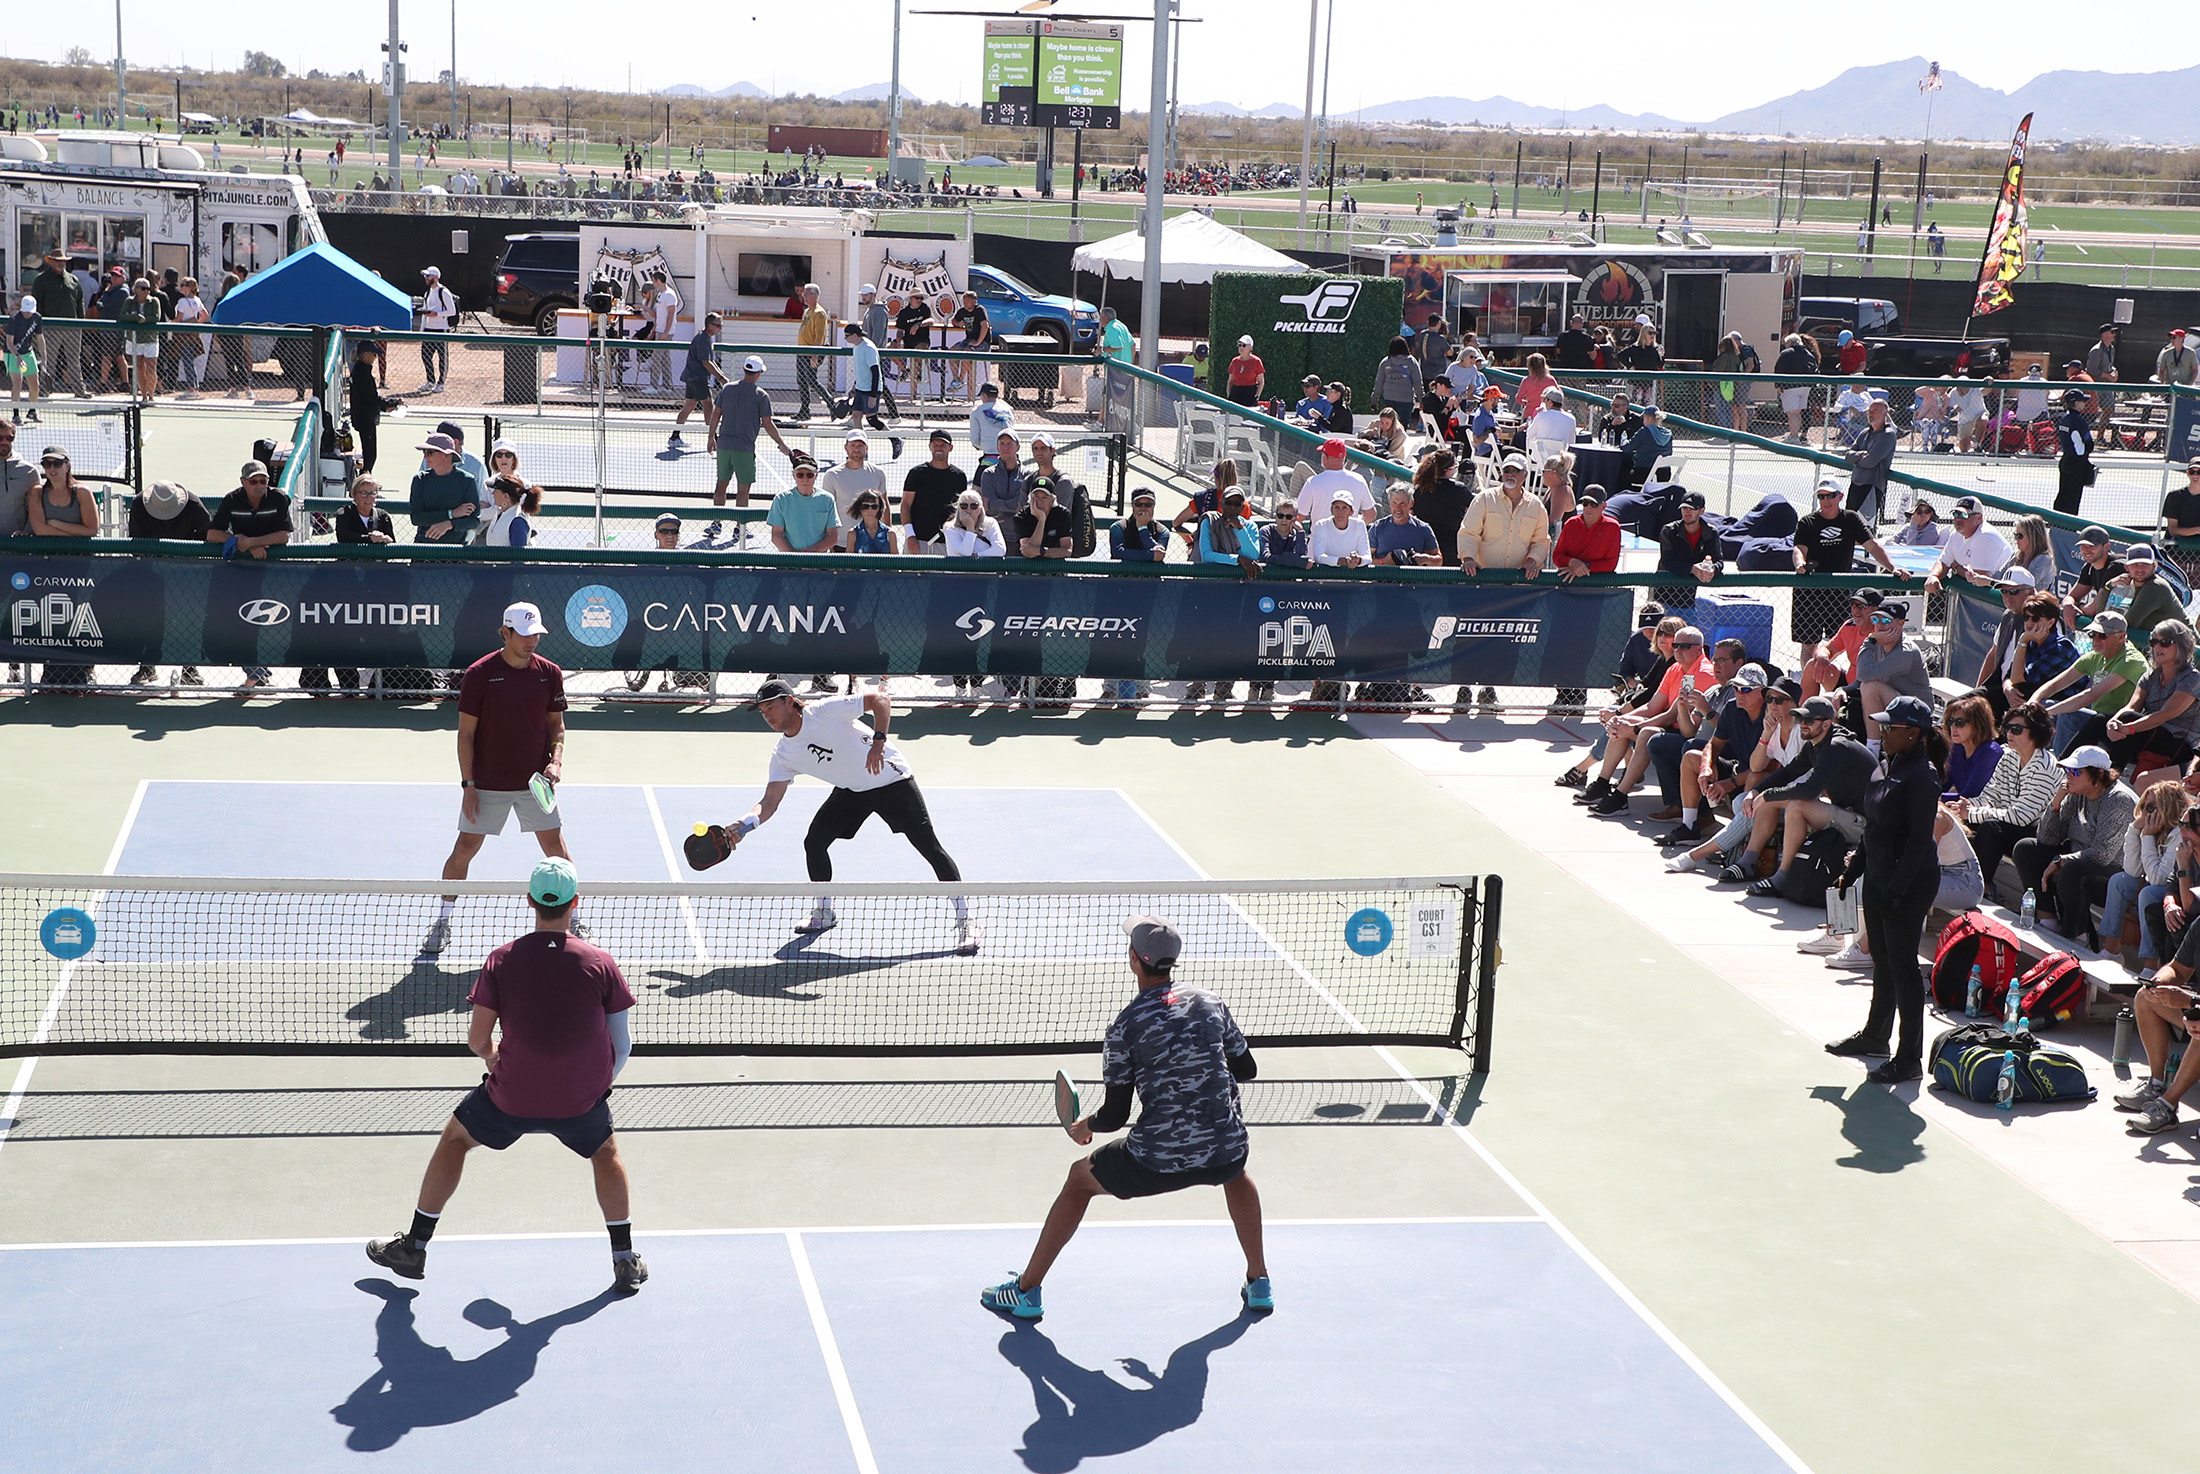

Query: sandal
left=1716, top=862, right=1753, bottom=885
left=1746, top=877, right=1784, bottom=898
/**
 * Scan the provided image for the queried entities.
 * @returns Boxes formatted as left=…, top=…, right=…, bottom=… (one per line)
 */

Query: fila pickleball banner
left=3, top=555, right=1637, bottom=686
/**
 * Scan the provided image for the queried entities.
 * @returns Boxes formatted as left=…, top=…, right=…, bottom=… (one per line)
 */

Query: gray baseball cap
left=1122, top=914, right=1182, bottom=967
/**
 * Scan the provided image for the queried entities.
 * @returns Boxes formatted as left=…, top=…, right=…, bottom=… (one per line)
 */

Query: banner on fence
left=877, top=253, right=957, bottom=310
left=0, top=557, right=1636, bottom=685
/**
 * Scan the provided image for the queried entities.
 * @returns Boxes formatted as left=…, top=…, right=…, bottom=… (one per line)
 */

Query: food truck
left=1348, top=237, right=1802, bottom=366
left=1, top=132, right=322, bottom=295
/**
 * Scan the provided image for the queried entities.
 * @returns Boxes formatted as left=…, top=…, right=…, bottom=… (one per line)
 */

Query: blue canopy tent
left=210, top=242, right=413, bottom=330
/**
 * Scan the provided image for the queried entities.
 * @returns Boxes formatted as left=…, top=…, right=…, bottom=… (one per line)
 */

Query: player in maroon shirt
left=422, top=602, right=580, bottom=957
left=369, top=858, right=646, bottom=1293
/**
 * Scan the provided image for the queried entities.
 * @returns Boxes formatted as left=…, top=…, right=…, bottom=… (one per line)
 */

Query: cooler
left=1689, top=592, right=1775, bottom=664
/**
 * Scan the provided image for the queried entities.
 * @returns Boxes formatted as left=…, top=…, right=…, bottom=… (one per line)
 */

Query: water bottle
left=2004, top=977, right=2024, bottom=1034
left=1996, top=1048, right=2018, bottom=1110
left=2114, top=1006, right=2136, bottom=1066
left=2020, top=889, right=2037, bottom=929
left=1965, top=963, right=1983, bottom=1019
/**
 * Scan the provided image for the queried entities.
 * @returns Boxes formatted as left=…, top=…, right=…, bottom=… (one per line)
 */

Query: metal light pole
left=450, top=0, right=460, bottom=156
left=385, top=0, right=405, bottom=174
left=1139, top=0, right=1170, bottom=369
left=113, top=0, right=126, bottom=131
left=887, top=0, right=906, bottom=185
left=1295, top=0, right=1317, bottom=243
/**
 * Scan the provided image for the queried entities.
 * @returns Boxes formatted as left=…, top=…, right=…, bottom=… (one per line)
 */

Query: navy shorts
left=1088, top=1139, right=1247, bottom=1200
left=453, top=1084, right=614, bottom=1157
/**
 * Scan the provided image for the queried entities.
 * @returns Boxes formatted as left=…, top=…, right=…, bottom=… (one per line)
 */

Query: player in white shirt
left=723, top=680, right=978, bottom=950
left=1300, top=440, right=1378, bottom=523
left=417, top=266, right=458, bottom=392
left=647, top=271, right=681, bottom=394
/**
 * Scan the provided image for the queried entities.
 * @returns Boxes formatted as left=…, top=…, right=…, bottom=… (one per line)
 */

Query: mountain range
left=657, top=81, right=922, bottom=105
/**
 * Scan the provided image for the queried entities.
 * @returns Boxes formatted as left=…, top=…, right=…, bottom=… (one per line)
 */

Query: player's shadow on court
left=997, top=1312, right=1258, bottom=1472
left=330, top=1279, right=622, bottom=1451
left=1809, top=1083, right=1927, bottom=1172
left=343, top=961, right=479, bottom=1041
left=651, top=936, right=964, bottom=1002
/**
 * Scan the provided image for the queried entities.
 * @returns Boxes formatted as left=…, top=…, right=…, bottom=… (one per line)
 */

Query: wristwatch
left=460, top=780, right=475, bottom=788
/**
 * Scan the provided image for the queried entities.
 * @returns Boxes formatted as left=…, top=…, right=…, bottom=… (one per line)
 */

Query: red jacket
left=1552, top=512, right=1622, bottom=573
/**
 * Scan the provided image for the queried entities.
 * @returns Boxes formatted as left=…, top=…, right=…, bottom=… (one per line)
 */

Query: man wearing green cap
left=369, top=857, right=647, bottom=1294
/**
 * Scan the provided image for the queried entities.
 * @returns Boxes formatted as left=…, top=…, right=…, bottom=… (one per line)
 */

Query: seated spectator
left=1177, top=459, right=1243, bottom=551
left=1525, top=386, right=1578, bottom=451
left=1722, top=694, right=1872, bottom=895
left=2098, top=619, right=2200, bottom=772
left=1017, top=476, right=1074, bottom=560
left=2104, top=783, right=2190, bottom=972
left=767, top=461, right=841, bottom=553
left=123, top=479, right=210, bottom=687
left=1659, top=659, right=1768, bottom=847
left=1370, top=485, right=1440, bottom=567
left=943, top=490, right=1005, bottom=559
left=2102, top=543, right=2189, bottom=642
left=2005, top=513, right=2055, bottom=590
left=1359, top=406, right=1408, bottom=462
left=901, top=430, right=967, bottom=554
left=1193, top=488, right=1260, bottom=575
left=1668, top=676, right=1805, bottom=873
left=1654, top=490, right=1722, bottom=604
left=1995, top=593, right=2080, bottom=716
left=1292, top=374, right=1331, bottom=425
left=1831, top=381, right=1874, bottom=442
left=1950, top=702, right=2060, bottom=895
left=1559, top=609, right=1676, bottom=791
left=2062, top=525, right=2126, bottom=630
left=1891, top=498, right=1946, bottom=548
left=1410, top=449, right=1471, bottom=565
left=1259, top=500, right=1309, bottom=570
left=28, top=446, right=97, bottom=539
left=843, top=491, right=896, bottom=555
left=1940, top=694, right=2002, bottom=801
left=2012, top=745, right=2137, bottom=949
left=1593, top=389, right=1642, bottom=446
left=2114, top=936, right=2200, bottom=1133
left=1456, top=454, right=1548, bottom=577
left=407, top=433, right=480, bottom=544
left=1968, top=569, right=2046, bottom=722
left=480, top=474, right=541, bottom=548
left=1848, top=594, right=1933, bottom=740
left=1443, top=346, right=1485, bottom=402
left=1802, top=589, right=1879, bottom=699
left=1419, top=377, right=1464, bottom=446
left=2038, top=611, right=2147, bottom=755
left=978, top=429, right=1029, bottom=530
left=1647, top=637, right=1749, bottom=823
left=1923, top=496, right=2012, bottom=593
left=1552, top=489, right=1621, bottom=583
left=1108, top=491, right=1169, bottom=706
left=1621, top=407, right=1673, bottom=489
left=1585, top=625, right=1712, bottom=816
left=1308, top=489, right=1371, bottom=567
left=1538, top=454, right=1576, bottom=531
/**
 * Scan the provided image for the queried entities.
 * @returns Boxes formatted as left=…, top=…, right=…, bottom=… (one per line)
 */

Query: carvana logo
left=565, top=585, right=629, bottom=646
left=40, top=907, right=97, bottom=960
left=1344, top=907, right=1393, bottom=957
left=9, top=572, right=27, bottom=591
left=1257, top=596, right=1275, bottom=614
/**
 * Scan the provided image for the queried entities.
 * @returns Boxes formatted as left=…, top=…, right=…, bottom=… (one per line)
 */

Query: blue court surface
left=0, top=1220, right=1793, bottom=1474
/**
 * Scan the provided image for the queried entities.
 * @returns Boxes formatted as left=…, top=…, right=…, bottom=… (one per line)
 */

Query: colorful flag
left=1973, top=113, right=2032, bottom=318
left=1920, top=61, right=1943, bottom=93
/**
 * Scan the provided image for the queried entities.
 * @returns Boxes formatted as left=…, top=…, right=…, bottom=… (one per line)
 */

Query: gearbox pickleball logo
left=40, top=907, right=96, bottom=960
left=565, top=585, right=628, bottom=646
left=1344, top=907, right=1393, bottom=957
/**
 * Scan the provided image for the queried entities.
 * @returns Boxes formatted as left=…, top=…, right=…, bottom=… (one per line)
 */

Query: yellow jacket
left=1456, top=488, right=1551, bottom=569
left=798, top=305, right=833, bottom=348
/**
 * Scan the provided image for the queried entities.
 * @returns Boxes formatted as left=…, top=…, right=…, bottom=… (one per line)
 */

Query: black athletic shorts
left=1089, top=1139, right=1247, bottom=1200
left=453, top=1084, right=614, bottom=1157
left=809, top=776, right=935, bottom=842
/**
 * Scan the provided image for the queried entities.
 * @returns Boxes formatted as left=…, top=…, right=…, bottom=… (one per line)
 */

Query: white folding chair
left=1647, top=454, right=1687, bottom=486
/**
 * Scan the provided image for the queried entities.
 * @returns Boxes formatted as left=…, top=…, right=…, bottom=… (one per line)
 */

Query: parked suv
left=1864, top=336, right=2012, bottom=380
left=968, top=265, right=1098, bottom=347
left=493, top=233, right=581, bottom=335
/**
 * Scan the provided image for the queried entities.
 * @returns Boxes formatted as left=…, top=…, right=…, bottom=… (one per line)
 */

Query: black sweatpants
left=1860, top=875, right=1938, bottom=1066
left=803, top=778, right=961, bottom=883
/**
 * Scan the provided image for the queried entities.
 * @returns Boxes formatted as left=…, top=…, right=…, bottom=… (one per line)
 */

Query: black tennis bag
left=1928, top=1022, right=2095, bottom=1105
left=1777, top=827, right=1849, bottom=907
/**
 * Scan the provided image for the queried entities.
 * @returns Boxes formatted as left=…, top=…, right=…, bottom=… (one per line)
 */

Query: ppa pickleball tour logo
left=40, top=907, right=96, bottom=960
left=565, top=586, right=628, bottom=647
left=1344, top=907, right=1393, bottom=957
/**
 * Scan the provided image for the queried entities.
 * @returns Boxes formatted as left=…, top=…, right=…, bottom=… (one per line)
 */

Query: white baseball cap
left=422, top=265, right=442, bottom=278
left=860, top=283, right=877, bottom=295
left=742, top=354, right=766, bottom=373
left=1238, top=334, right=1253, bottom=346
left=503, top=602, right=547, bottom=636
left=1030, top=431, right=1055, bottom=449
left=844, top=429, right=869, bottom=445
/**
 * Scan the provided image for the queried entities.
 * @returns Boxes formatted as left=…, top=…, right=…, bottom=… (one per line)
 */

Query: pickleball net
left=0, top=874, right=1499, bottom=1064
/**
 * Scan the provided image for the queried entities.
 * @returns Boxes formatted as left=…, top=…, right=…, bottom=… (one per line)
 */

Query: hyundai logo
left=238, top=599, right=292, bottom=626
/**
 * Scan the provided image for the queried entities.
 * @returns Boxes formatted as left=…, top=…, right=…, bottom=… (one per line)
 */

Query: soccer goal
left=1637, top=179, right=1786, bottom=225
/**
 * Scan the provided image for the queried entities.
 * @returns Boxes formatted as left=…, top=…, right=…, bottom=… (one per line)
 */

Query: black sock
left=408, top=1209, right=439, bottom=1247
left=607, top=1219, right=633, bottom=1256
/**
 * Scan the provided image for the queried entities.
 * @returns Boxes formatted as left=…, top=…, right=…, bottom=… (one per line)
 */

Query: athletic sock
left=408, top=1208, right=440, bottom=1247
left=1680, top=807, right=1699, bottom=826
left=607, top=1220, right=634, bottom=1258
left=952, top=895, right=970, bottom=923
left=437, top=899, right=455, bottom=922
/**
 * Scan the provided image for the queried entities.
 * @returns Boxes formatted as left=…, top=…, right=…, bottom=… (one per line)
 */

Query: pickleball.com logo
left=565, top=586, right=628, bottom=647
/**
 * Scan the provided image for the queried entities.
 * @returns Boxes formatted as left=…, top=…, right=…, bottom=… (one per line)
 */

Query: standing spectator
left=859, top=285, right=890, bottom=359
left=821, top=432, right=889, bottom=539
left=1414, top=312, right=1452, bottom=383
left=4, top=297, right=40, bottom=423
left=348, top=341, right=399, bottom=473
left=1552, top=313, right=1594, bottom=372
left=1620, top=317, right=1665, bottom=380
left=2085, top=323, right=2121, bottom=422
left=901, top=429, right=968, bottom=552
left=1708, top=334, right=1747, bottom=431
left=1824, top=695, right=1942, bottom=1083
left=1223, top=336, right=1265, bottom=408
left=1372, top=337, right=1418, bottom=424
left=951, top=288, right=991, bottom=398
left=171, top=278, right=211, bottom=396
left=977, top=430, right=1030, bottom=532
left=644, top=270, right=680, bottom=396
left=117, top=277, right=163, bottom=400
left=1513, top=352, right=1559, bottom=417
left=1456, top=455, right=1548, bottom=577
left=1308, top=489, right=1371, bottom=567
left=1791, top=477, right=1904, bottom=645
left=1843, top=399, right=1897, bottom=523
left=206, top=460, right=293, bottom=694
left=1773, top=334, right=1819, bottom=442
left=1552, top=489, right=1621, bottom=582
left=843, top=323, right=885, bottom=431
left=968, top=381, right=1014, bottom=454
left=2155, top=328, right=2198, bottom=387
left=480, top=475, right=541, bottom=548
left=1369, top=485, right=1439, bottom=567
left=1655, top=490, right=1722, bottom=605
left=793, top=283, right=832, bottom=420
left=1096, top=306, right=1135, bottom=366
left=407, top=434, right=481, bottom=544
left=670, top=313, right=725, bottom=449
left=1444, top=346, right=1487, bottom=401
left=1410, top=448, right=1471, bottom=566
left=2014, top=746, right=2137, bottom=950
left=29, top=250, right=82, bottom=398
left=91, top=266, right=129, bottom=395
left=711, top=354, right=795, bottom=510
left=212, top=270, right=251, bottom=397
left=2055, top=388, right=2095, bottom=516
left=417, top=266, right=456, bottom=393
left=0, top=419, right=35, bottom=537
left=332, top=478, right=397, bottom=696
left=123, top=479, right=211, bottom=688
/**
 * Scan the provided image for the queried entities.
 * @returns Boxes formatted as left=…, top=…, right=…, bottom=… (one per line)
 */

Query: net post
left=1448, top=878, right=1479, bottom=1047
left=1471, top=874, right=1502, bottom=1075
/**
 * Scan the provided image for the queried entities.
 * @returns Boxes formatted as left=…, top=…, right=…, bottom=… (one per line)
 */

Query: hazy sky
left=8, top=2, right=2199, bottom=116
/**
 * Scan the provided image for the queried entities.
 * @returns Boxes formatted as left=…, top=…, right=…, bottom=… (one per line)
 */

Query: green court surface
left=8, top=698, right=2200, bottom=1471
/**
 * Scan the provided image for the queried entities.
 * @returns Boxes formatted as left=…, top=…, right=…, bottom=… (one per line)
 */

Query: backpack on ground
left=1929, top=911, right=2026, bottom=1012
left=1777, top=827, right=1848, bottom=906
left=2012, top=950, right=2089, bottom=1031
left=1928, top=1022, right=2095, bottom=1104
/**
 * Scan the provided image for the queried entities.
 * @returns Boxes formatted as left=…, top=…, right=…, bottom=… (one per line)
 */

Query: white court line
left=1116, top=787, right=1814, bottom=1474
left=785, top=1230, right=881, bottom=1474
left=0, top=778, right=147, bottom=1161
left=639, top=784, right=712, bottom=963
left=0, top=1216, right=1545, bottom=1253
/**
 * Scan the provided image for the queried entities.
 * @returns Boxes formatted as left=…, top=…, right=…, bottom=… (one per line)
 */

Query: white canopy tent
left=1070, top=211, right=1298, bottom=285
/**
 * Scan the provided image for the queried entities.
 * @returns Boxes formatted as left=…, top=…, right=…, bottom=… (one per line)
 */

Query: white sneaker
left=418, top=916, right=452, bottom=957
left=1826, top=940, right=1872, bottom=971
left=1663, top=853, right=1698, bottom=874
left=796, top=907, right=838, bottom=935
left=1796, top=930, right=1848, bottom=956
left=954, top=917, right=983, bottom=956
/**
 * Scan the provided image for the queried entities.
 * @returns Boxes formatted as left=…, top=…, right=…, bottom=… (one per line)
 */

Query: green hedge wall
left=1209, top=270, right=1405, bottom=417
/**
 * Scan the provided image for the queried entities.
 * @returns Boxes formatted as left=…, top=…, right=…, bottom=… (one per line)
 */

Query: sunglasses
left=1276, top=511, right=1300, bottom=520
left=2003, top=722, right=2030, bottom=735
left=2155, top=637, right=2179, bottom=647
left=1672, top=641, right=1703, bottom=651
left=1869, top=614, right=1895, bottom=625
left=793, top=469, right=817, bottom=479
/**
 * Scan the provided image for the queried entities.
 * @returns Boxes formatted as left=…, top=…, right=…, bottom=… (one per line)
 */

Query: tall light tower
left=383, top=0, right=408, bottom=174
left=114, top=0, right=127, bottom=131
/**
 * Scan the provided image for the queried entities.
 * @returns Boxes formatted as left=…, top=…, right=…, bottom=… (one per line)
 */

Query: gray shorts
left=459, top=786, right=558, bottom=835
left=1825, top=806, right=1866, bottom=843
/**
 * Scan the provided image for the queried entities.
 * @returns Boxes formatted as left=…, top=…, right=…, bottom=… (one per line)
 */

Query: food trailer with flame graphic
left=1346, top=239, right=1801, bottom=368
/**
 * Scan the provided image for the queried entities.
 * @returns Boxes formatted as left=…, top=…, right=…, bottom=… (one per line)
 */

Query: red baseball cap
left=1321, top=437, right=1348, bottom=457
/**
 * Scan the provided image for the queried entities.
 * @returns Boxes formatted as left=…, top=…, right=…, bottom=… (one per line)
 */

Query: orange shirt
left=1826, top=617, right=1869, bottom=677
left=1656, top=652, right=1715, bottom=705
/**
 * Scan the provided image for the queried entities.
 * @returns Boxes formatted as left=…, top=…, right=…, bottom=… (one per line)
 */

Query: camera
left=583, top=275, right=620, bottom=315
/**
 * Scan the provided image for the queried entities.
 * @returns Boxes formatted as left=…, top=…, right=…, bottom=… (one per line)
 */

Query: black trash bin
left=993, top=333, right=1059, bottom=408
left=501, top=342, right=540, bottom=406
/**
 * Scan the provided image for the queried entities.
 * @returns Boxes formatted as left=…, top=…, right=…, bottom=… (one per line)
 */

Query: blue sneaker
left=981, top=1276, right=1043, bottom=1320
left=1241, top=1276, right=1274, bottom=1312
